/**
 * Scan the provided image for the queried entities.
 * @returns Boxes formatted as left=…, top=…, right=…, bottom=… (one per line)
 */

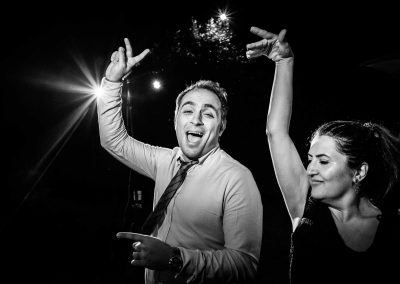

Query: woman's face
left=307, top=135, right=355, bottom=202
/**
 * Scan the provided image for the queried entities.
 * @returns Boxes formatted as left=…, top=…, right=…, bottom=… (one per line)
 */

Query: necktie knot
left=179, top=159, right=198, bottom=171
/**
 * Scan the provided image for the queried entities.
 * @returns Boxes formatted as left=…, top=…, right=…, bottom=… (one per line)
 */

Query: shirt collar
left=177, top=144, right=220, bottom=166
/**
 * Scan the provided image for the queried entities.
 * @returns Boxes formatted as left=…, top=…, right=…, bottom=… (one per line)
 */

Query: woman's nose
left=306, top=163, right=318, bottom=176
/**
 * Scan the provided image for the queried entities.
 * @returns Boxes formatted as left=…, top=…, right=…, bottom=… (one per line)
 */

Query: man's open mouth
left=187, top=131, right=203, bottom=143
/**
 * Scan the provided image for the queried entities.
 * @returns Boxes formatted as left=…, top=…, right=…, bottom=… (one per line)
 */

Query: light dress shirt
left=97, top=78, right=263, bottom=284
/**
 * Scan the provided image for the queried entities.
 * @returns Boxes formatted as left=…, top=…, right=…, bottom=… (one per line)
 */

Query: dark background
left=1, top=1, right=399, bottom=283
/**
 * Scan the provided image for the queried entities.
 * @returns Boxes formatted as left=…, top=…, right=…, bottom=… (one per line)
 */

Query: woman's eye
left=204, top=113, right=214, bottom=118
left=183, top=110, right=193, bottom=114
left=320, top=160, right=329, bottom=165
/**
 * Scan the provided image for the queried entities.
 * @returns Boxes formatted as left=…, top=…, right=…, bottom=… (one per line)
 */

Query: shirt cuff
left=101, top=77, right=123, bottom=89
left=98, top=77, right=123, bottom=99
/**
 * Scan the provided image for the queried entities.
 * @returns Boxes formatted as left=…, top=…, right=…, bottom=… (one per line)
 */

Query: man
left=97, top=38, right=263, bottom=283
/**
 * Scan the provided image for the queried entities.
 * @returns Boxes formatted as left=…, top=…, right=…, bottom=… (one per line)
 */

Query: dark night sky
left=1, top=1, right=400, bottom=283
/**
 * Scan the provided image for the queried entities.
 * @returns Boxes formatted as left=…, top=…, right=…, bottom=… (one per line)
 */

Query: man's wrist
left=168, top=247, right=183, bottom=273
left=276, top=56, right=294, bottom=65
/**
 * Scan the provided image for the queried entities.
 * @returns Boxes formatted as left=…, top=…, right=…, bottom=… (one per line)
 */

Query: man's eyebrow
left=181, top=101, right=219, bottom=113
left=181, top=101, right=195, bottom=108
left=203, top=104, right=219, bottom=113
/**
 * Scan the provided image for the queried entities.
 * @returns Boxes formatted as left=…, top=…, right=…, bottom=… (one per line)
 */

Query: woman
left=246, top=26, right=400, bottom=284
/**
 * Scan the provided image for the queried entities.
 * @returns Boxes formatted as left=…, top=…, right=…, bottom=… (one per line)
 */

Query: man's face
left=175, top=88, right=224, bottom=160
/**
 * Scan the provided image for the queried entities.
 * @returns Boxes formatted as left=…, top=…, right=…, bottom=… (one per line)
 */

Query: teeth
left=188, top=131, right=203, bottom=137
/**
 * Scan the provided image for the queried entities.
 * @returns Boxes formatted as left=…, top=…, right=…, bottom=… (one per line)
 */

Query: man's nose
left=191, top=112, right=203, bottom=125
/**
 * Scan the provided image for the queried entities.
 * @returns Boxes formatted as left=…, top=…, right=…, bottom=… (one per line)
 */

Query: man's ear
left=219, top=120, right=226, bottom=137
left=174, top=113, right=177, bottom=131
left=353, top=162, right=368, bottom=183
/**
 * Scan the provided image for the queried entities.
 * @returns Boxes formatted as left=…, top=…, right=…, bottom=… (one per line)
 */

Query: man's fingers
left=123, top=36, right=150, bottom=63
left=250, top=26, right=276, bottom=39
left=278, top=29, right=287, bottom=43
left=246, top=39, right=270, bottom=51
left=135, top=49, right=151, bottom=63
left=130, top=259, right=146, bottom=266
left=124, top=38, right=133, bottom=58
left=132, top=241, right=142, bottom=251
left=246, top=41, right=260, bottom=50
left=116, top=232, right=145, bottom=241
left=132, top=251, right=141, bottom=260
left=118, top=47, right=126, bottom=64
left=246, top=49, right=263, bottom=59
left=111, top=51, right=118, bottom=62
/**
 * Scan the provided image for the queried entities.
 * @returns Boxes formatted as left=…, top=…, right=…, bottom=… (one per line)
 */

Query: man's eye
left=204, top=113, right=214, bottom=118
left=183, top=110, right=193, bottom=114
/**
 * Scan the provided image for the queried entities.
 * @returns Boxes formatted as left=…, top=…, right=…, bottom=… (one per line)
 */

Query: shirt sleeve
left=97, top=77, right=162, bottom=180
left=177, top=168, right=263, bottom=283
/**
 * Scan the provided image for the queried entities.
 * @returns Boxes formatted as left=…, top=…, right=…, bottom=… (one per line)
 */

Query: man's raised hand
left=105, top=38, right=150, bottom=82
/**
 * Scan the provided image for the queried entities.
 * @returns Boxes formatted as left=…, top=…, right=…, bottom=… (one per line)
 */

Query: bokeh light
left=219, top=13, right=227, bottom=21
left=152, top=79, right=162, bottom=90
left=170, top=7, right=246, bottom=63
left=93, top=86, right=104, bottom=97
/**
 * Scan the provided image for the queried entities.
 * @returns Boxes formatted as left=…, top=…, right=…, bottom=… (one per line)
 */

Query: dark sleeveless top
left=289, top=196, right=400, bottom=284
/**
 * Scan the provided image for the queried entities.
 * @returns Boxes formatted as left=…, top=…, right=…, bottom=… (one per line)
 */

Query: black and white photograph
left=2, top=1, right=400, bottom=283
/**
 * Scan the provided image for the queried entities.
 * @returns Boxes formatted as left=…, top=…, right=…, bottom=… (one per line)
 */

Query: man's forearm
left=97, top=78, right=127, bottom=150
left=178, top=247, right=258, bottom=283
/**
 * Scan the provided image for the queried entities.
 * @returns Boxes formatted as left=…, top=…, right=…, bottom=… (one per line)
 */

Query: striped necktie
left=141, top=159, right=198, bottom=235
